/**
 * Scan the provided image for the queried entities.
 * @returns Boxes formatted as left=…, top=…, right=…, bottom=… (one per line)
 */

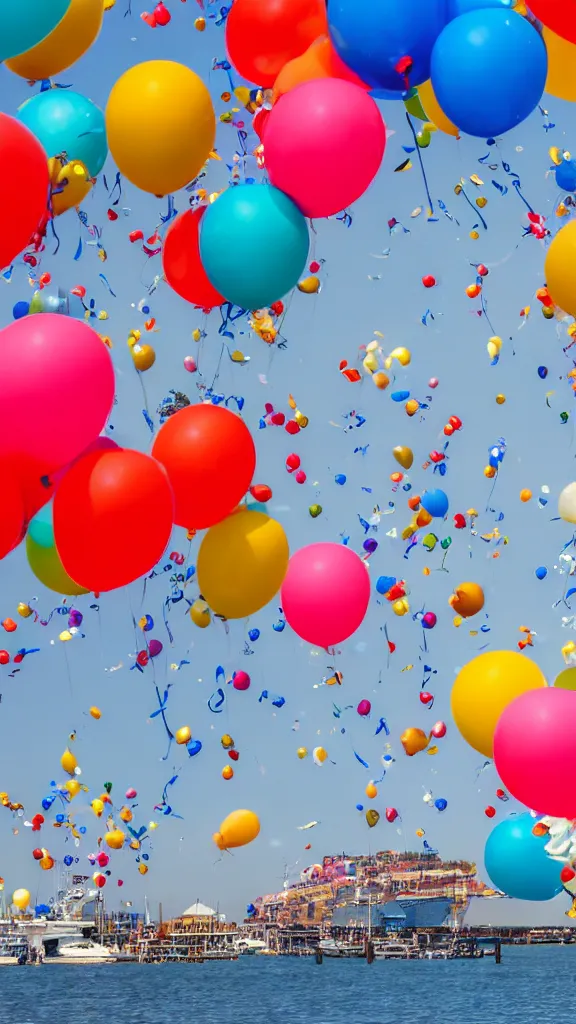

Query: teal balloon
left=0, top=0, right=71, bottom=62
left=17, top=90, right=107, bottom=177
left=484, top=813, right=562, bottom=901
left=28, top=503, right=54, bottom=550
left=199, top=184, right=309, bottom=310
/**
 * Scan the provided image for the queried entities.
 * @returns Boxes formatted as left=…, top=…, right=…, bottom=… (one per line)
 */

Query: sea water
left=1, top=945, right=572, bottom=1024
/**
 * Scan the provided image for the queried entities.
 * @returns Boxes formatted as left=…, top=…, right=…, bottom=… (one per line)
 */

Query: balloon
left=401, top=727, right=429, bottom=756
left=543, top=27, right=576, bottom=102
left=26, top=531, right=89, bottom=597
left=225, top=0, right=328, bottom=88
left=162, top=209, right=224, bottom=309
left=54, top=447, right=174, bottom=592
left=554, top=666, right=576, bottom=691
left=494, top=688, right=576, bottom=819
left=418, top=79, right=459, bottom=137
left=152, top=405, right=255, bottom=530
left=451, top=650, right=546, bottom=758
left=556, top=159, right=576, bottom=193
left=197, top=509, right=289, bottom=619
left=529, top=1, right=576, bottom=46
left=213, top=809, right=260, bottom=850
left=421, top=489, right=449, bottom=518
left=6, top=0, right=103, bottom=80
left=328, top=0, right=449, bottom=93
left=0, top=315, right=114, bottom=470
left=12, top=888, right=31, bottom=911
left=559, top=480, right=576, bottom=522
left=18, top=90, right=107, bottom=177
left=264, top=79, right=385, bottom=219
left=0, top=0, right=70, bottom=62
left=392, top=446, right=413, bottom=470
left=0, top=114, right=49, bottom=272
left=484, top=814, right=562, bottom=901
left=546, top=222, right=576, bottom=317
left=449, top=582, right=484, bottom=618
left=366, top=809, right=380, bottom=828
left=431, top=10, right=547, bottom=138
left=281, top=542, right=370, bottom=648
left=105, top=829, right=125, bottom=851
left=106, top=61, right=215, bottom=195
left=61, top=749, right=77, bottom=775
left=357, top=700, right=371, bottom=717
left=0, top=466, right=25, bottom=560
left=199, top=184, right=309, bottom=310
left=313, top=746, right=328, bottom=765
left=273, top=35, right=368, bottom=103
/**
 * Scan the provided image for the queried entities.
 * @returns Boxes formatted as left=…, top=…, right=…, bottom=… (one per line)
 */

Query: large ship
left=249, top=849, right=503, bottom=930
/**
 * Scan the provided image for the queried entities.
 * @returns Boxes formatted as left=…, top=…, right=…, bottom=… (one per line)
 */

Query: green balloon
left=416, top=129, right=431, bottom=149
left=554, top=666, right=576, bottom=691
left=26, top=534, right=88, bottom=596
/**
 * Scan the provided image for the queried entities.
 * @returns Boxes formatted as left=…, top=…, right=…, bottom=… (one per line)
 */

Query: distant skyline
left=0, top=5, right=575, bottom=927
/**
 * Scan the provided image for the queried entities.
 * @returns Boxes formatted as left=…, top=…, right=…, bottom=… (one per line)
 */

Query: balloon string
left=459, top=187, right=488, bottom=231
left=405, top=112, right=434, bottom=216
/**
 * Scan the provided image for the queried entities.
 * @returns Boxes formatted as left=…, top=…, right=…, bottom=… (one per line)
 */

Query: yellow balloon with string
left=48, top=157, right=93, bottom=217
left=418, top=79, right=459, bottom=138
left=6, top=0, right=103, bottom=81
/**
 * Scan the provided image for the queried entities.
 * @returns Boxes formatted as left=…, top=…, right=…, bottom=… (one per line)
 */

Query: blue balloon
left=199, top=184, right=309, bottom=311
left=421, top=488, right=449, bottom=518
left=18, top=90, right=108, bottom=177
left=376, top=575, right=396, bottom=595
left=431, top=10, right=547, bottom=138
left=434, top=798, right=448, bottom=811
left=538, top=366, right=548, bottom=379
left=535, top=566, right=548, bottom=580
left=248, top=628, right=260, bottom=642
left=556, top=159, right=576, bottom=193
left=328, top=0, right=450, bottom=93
left=449, top=0, right=511, bottom=14
left=391, top=390, right=410, bottom=402
left=28, top=503, right=54, bottom=550
left=484, top=813, right=562, bottom=901
left=12, top=301, right=29, bottom=320
left=0, top=0, right=70, bottom=62
left=335, top=474, right=347, bottom=485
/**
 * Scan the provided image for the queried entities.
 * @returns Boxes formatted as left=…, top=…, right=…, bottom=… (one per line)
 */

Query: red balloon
left=54, top=447, right=174, bottom=592
left=32, top=848, right=43, bottom=860
left=0, top=114, right=49, bottom=271
left=0, top=464, right=25, bottom=559
left=152, top=404, right=256, bottom=530
left=94, top=873, right=106, bottom=888
left=529, top=1, right=576, bottom=45
left=225, top=0, right=328, bottom=87
left=162, top=209, right=224, bottom=309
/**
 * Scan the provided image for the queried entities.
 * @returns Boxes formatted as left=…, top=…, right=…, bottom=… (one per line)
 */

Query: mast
left=367, top=892, right=372, bottom=942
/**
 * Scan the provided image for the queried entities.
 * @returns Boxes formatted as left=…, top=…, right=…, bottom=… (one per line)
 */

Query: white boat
left=374, top=942, right=420, bottom=960
left=235, top=938, right=270, bottom=955
left=56, top=939, right=116, bottom=962
left=319, top=939, right=364, bottom=958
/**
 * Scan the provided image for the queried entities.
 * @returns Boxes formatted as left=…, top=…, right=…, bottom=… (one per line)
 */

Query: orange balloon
left=226, top=0, right=328, bottom=87
left=54, top=447, right=174, bottom=592
left=273, top=35, right=368, bottom=102
left=152, top=404, right=256, bottom=530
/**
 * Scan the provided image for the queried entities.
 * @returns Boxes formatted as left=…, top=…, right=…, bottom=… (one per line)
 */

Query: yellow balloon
left=89, top=706, right=101, bottom=720
left=49, top=158, right=93, bottom=216
left=105, top=829, right=125, bottom=850
left=544, top=28, right=576, bottom=102
left=175, top=725, right=191, bottom=745
left=106, top=61, right=216, bottom=195
left=400, top=727, right=429, bottom=757
left=119, top=806, right=133, bottom=823
left=451, top=650, right=546, bottom=757
left=197, top=509, right=289, bottom=619
left=213, top=809, right=260, bottom=851
left=138, top=863, right=149, bottom=875
left=12, top=888, right=30, bottom=911
left=190, top=598, right=211, bottom=628
left=448, top=582, right=484, bottom=619
left=26, top=534, right=89, bottom=597
left=418, top=79, right=459, bottom=138
left=6, top=0, right=103, bottom=80
left=297, top=746, right=308, bottom=759
left=91, top=798, right=104, bottom=817
left=313, top=746, right=328, bottom=765
left=392, top=446, right=413, bottom=470
left=545, top=220, right=576, bottom=317
left=365, top=782, right=378, bottom=799
left=61, top=748, right=77, bottom=776
left=554, top=666, right=576, bottom=691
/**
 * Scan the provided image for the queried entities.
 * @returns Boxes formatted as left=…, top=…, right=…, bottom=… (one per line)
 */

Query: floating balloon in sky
left=6, top=0, right=103, bottom=80
left=213, top=809, right=261, bottom=851
left=484, top=814, right=562, bottom=901
left=281, top=543, right=370, bottom=648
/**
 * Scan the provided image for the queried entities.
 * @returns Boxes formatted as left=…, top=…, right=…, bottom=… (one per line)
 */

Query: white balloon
left=559, top=482, right=576, bottom=524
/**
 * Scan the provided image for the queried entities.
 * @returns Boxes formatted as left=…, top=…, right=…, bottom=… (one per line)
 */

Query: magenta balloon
left=0, top=315, right=114, bottom=468
left=357, top=699, right=371, bottom=716
left=494, top=687, right=576, bottom=819
left=264, top=79, right=386, bottom=219
left=281, top=542, right=370, bottom=648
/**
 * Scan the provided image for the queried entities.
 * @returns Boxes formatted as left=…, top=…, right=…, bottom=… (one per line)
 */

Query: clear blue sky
left=0, top=3, right=575, bottom=927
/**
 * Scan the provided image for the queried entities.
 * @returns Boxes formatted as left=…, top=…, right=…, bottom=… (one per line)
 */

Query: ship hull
left=396, top=896, right=468, bottom=929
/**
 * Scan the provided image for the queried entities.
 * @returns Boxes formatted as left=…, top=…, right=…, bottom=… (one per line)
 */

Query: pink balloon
left=233, top=670, right=251, bottom=691
left=264, top=78, right=386, bottom=219
left=357, top=699, right=371, bottom=717
left=494, top=687, right=576, bottom=819
left=0, top=314, right=114, bottom=469
left=281, top=542, right=370, bottom=648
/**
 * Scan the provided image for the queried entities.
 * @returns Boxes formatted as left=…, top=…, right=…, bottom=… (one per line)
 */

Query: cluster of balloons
left=451, top=619, right=576, bottom=901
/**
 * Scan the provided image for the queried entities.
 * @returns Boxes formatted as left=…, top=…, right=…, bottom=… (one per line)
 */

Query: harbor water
left=1, top=944, right=574, bottom=1024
